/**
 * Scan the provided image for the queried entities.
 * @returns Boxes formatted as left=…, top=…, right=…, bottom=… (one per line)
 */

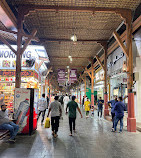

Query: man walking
left=113, top=96, right=126, bottom=133
left=108, top=96, right=118, bottom=131
left=37, top=94, right=47, bottom=125
left=66, top=96, right=83, bottom=136
left=63, top=94, right=70, bottom=112
left=97, top=97, right=104, bottom=118
left=47, top=96, right=62, bottom=138
left=0, top=105, right=19, bottom=142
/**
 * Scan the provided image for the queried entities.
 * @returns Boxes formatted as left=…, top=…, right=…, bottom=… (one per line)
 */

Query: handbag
left=44, top=117, right=50, bottom=128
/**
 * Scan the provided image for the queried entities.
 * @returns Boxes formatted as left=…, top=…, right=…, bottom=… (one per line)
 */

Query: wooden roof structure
left=3, top=0, right=141, bottom=87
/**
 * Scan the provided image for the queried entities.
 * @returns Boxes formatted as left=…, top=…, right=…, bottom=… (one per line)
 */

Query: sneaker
left=111, top=129, right=116, bottom=132
left=8, top=139, right=16, bottom=143
left=54, top=134, right=58, bottom=138
left=119, top=131, right=122, bottom=133
left=69, top=133, right=72, bottom=136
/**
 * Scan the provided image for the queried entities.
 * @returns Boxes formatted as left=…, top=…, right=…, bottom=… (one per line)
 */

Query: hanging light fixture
left=70, top=34, right=77, bottom=42
left=122, top=61, right=127, bottom=72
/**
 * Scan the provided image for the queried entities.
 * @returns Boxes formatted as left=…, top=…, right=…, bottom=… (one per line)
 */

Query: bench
left=0, top=129, right=10, bottom=140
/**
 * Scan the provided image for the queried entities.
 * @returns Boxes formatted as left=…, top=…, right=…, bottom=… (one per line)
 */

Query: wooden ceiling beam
left=21, top=4, right=131, bottom=18
left=49, top=56, right=89, bottom=59
left=40, top=38, right=107, bottom=43
left=49, top=65, right=85, bottom=68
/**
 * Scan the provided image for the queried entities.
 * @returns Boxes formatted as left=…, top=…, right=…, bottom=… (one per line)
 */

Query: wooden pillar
left=77, top=87, right=78, bottom=99
left=126, top=16, right=136, bottom=132
left=91, top=67, right=94, bottom=107
left=15, top=8, right=24, bottom=88
left=103, top=43, right=109, bottom=117
left=84, top=75, right=86, bottom=98
left=80, top=90, right=82, bottom=105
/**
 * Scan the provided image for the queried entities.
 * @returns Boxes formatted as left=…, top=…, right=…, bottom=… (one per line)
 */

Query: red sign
left=0, top=70, right=34, bottom=77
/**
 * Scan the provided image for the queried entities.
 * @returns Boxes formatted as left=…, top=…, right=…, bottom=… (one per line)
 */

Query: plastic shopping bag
left=44, top=117, right=50, bottom=128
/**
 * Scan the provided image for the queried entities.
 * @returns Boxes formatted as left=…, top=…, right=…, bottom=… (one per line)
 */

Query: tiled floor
left=0, top=108, right=141, bottom=158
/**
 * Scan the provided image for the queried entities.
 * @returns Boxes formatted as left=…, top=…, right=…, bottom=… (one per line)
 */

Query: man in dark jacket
left=108, top=96, right=118, bottom=131
left=97, top=97, right=104, bottom=118
left=113, top=96, right=126, bottom=133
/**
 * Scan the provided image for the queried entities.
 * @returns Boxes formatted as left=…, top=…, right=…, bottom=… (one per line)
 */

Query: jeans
left=51, top=116, right=60, bottom=134
left=111, top=112, right=115, bottom=128
left=98, top=108, right=102, bottom=117
left=114, top=116, right=123, bottom=132
left=69, top=117, right=76, bottom=134
left=38, top=109, right=46, bottom=123
left=0, top=122, right=19, bottom=139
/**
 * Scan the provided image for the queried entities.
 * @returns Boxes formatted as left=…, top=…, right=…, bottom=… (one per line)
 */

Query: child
left=91, top=106, right=94, bottom=117
left=84, top=98, right=91, bottom=118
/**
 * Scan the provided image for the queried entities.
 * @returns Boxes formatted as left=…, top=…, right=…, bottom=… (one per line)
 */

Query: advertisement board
left=14, top=88, right=30, bottom=133
left=58, top=69, right=65, bottom=82
left=69, top=69, right=77, bottom=83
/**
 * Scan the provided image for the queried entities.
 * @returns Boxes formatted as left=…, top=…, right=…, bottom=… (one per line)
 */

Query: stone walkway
left=0, top=109, right=141, bottom=158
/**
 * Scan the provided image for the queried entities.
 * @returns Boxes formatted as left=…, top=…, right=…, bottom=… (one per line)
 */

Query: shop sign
left=69, top=69, right=77, bottom=82
left=34, top=72, right=38, bottom=79
left=0, top=70, right=34, bottom=77
left=0, top=50, right=31, bottom=59
left=58, top=69, right=65, bottom=82
left=107, top=52, right=124, bottom=68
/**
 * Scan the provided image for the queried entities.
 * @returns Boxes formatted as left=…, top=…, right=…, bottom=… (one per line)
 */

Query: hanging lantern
left=122, top=61, right=127, bottom=72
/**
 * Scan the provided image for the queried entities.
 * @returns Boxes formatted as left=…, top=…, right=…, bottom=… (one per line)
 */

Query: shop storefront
left=0, top=45, right=48, bottom=112
left=107, top=45, right=128, bottom=107
left=94, top=68, right=104, bottom=100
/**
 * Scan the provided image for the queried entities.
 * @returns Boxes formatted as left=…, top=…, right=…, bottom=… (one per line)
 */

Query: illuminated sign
left=0, top=70, right=34, bottom=77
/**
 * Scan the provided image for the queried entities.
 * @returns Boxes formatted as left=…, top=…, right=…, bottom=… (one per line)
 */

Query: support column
left=103, top=43, right=109, bottom=117
left=91, top=67, right=94, bottom=107
left=80, top=90, right=81, bottom=105
left=126, top=16, right=136, bottom=132
left=84, top=75, right=86, bottom=98
left=15, top=8, right=23, bottom=88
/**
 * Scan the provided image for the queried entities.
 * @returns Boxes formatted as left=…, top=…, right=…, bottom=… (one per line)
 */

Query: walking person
left=63, top=94, right=70, bottom=112
left=113, top=96, right=126, bottom=133
left=66, top=96, right=83, bottom=136
left=84, top=98, right=91, bottom=118
left=108, top=96, right=118, bottom=131
left=47, top=96, right=62, bottom=138
left=82, top=96, right=85, bottom=108
left=37, top=94, right=47, bottom=125
left=97, top=97, right=104, bottom=119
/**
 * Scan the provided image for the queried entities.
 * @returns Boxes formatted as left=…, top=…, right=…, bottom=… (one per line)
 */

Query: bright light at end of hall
left=67, top=66, right=69, bottom=69
left=71, top=34, right=77, bottom=42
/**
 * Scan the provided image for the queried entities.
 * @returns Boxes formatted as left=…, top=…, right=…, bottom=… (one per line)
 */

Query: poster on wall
left=14, top=88, right=30, bottom=133
left=34, top=89, right=39, bottom=114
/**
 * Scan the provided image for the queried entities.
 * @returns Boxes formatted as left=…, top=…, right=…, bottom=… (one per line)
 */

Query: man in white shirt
left=37, top=94, right=47, bottom=125
left=63, top=94, right=70, bottom=112
left=47, top=96, right=62, bottom=138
